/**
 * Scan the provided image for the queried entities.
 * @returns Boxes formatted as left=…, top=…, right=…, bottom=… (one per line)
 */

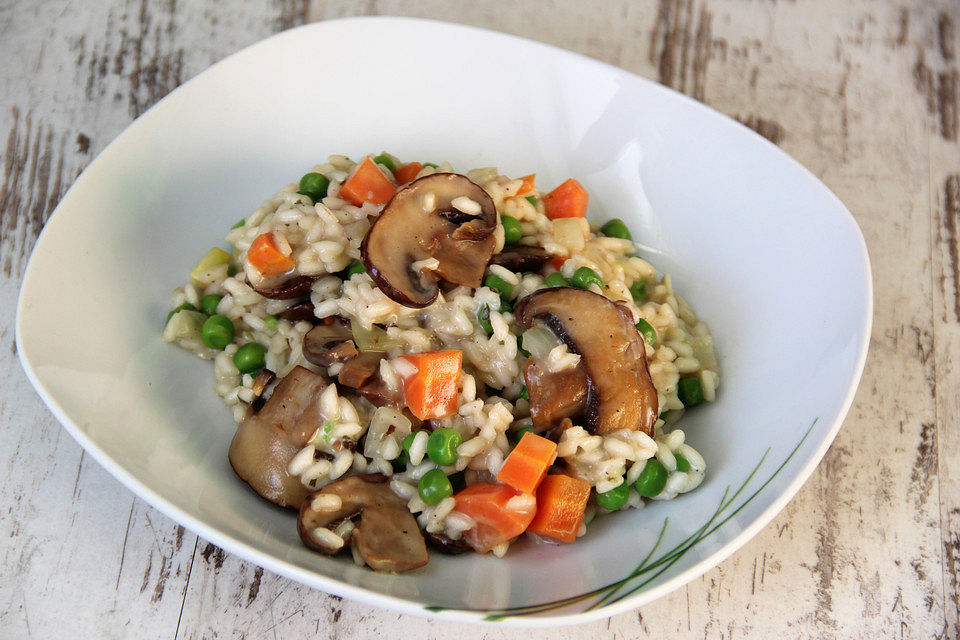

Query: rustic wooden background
left=2, top=0, right=958, bottom=638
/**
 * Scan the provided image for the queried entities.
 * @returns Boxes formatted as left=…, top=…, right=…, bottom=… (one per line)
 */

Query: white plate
left=16, top=17, right=871, bottom=626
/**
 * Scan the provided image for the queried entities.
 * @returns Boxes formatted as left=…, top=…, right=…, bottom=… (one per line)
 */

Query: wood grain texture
left=2, top=1, right=959, bottom=638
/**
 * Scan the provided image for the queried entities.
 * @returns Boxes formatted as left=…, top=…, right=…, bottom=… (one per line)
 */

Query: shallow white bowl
left=16, top=17, right=871, bottom=626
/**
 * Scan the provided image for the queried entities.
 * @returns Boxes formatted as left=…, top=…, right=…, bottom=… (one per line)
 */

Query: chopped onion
left=691, top=335, right=717, bottom=371
left=520, top=325, right=562, bottom=360
left=363, top=407, right=412, bottom=458
left=551, top=218, right=587, bottom=252
left=162, top=309, right=215, bottom=359
left=352, top=322, right=403, bottom=352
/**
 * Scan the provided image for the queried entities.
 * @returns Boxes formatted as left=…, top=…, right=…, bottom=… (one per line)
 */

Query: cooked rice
left=163, top=154, right=719, bottom=560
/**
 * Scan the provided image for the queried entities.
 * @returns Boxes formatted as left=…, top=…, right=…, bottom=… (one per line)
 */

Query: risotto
left=162, top=153, right=719, bottom=572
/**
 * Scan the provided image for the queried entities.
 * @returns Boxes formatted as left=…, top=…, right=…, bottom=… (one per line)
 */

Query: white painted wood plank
left=928, top=5, right=960, bottom=638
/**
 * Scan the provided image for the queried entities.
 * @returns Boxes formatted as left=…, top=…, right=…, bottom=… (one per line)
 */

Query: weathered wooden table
left=2, top=1, right=957, bottom=637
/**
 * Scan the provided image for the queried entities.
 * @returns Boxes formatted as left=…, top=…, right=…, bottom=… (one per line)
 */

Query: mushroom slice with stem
left=515, top=287, right=658, bottom=435
left=361, top=173, right=498, bottom=307
left=228, top=366, right=329, bottom=508
left=298, top=474, right=429, bottom=572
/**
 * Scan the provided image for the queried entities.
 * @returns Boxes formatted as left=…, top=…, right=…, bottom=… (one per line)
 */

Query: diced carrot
left=527, top=474, right=591, bottom=543
left=517, top=173, right=537, bottom=196
left=497, top=432, right=558, bottom=494
left=400, top=350, right=463, bottom=420
left=543, top=178, right=589, bottom=219
left=452, top=483, right=537, bottom=553
left=339, top=157, right=397, bottom=207
left=394, top=162, right=423, bottom=185
left=247, top=232, right=295, bottom=277
left=549, top=255, right=567, bottom=271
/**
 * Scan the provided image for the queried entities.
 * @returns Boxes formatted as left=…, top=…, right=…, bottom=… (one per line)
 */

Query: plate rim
left=15, top=15, right=873, bottom=627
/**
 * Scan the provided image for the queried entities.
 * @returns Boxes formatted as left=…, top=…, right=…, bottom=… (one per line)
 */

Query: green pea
left=677, top=377, right=704, bottom=407
left=675, top=454, right=691, bottom=472
left=227, top=263, right=240, bottom=277
left=600, top=218, right=632, bottom=240
left=373, top=154, right=395, bottom=172
left=596, top=481, right=630, bottom=510
left=518, top=386, right=529, bottom=401
left=201, top=314, right=235, bottom=349
left=544, top=272, right=568, bottom=288
left=635, top=459, right=668, bottom=497
left=636, top=318, right=657, bottom=345
left=517, top=334, right=531, bottom=357
left=344, top=260, right=366, bottom=279
left=630, top=280, right=648, bottom=303
left=231, top=219, right=245, bottom=229
left=525, top=195, right=537, bottom=206
left=167, top=303, right=198, bottom=322
left=422, top=162, right=439, bottom=169
left=199, top=294, right=223, bottom=316
left=418, top=469, right=453, bottom=505
left=571, top=266, right=603, bottom=290
left=298, top=172, right=330, bottom=202
left=263, top=316, right=279, bottom=332
left=501, top=215, right=523, bottom=245
left=484, top=274, right=514, bottom=300
left=477, top=304, right=493, bottom=335
left=510, top=426, right=533, bottom=445
left=234, top=342, right=267, bottom=374
left=427, top=428, right=462, bottom=466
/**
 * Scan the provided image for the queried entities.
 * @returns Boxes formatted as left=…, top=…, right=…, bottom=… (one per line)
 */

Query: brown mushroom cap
left=228, top=366, right=329, bottom=508
left=424, top=531, right=472, bottom=555
left=303, top=323, right=358, bottom=367
left=515, top=287, right=658, bottom=435
left=251, top=274, right=316, bottom=300
left=361, top=173, right=497, bottom=308
left=298, top=474, right=429, bottom=573
left=250, top=368, right=277, bottom=397
left=278, top=301, right=319, bottom=323
left=490, top=246, right=552, bottom=272
left=336, top=352, right=404, bottom=408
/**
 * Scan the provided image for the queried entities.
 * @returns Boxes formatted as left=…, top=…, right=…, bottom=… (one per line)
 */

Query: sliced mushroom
left=522, top=358, right=590, bottom=431
left=424, top=531, right=472, bottom=555
left=303, top=323, right=358, bottom=367
left=490, top=246, right=552, bottom=272
left=361, top=173, right=497, bottom=307
left=279, top=301, right=318, bottom=323
left=298, top=474, right=429, bottom=572
left=336, top=352, right=404, bottom=408
left=357, top=379, right=404, bottom=408
left=251, top=274, right=316, bottom=300
left=228, top=366, right=329, bottom=508
left=337, top=352, right=384, bottom=389
left=250, top=368, right=276, bottom=397
left=515, top=287, right=658, bottom=435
